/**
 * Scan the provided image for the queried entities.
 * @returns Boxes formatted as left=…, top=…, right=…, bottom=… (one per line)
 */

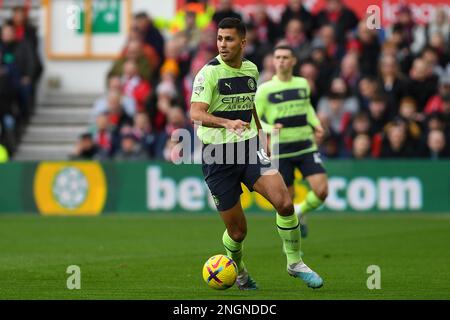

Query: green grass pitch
left=0, top=214, right=449, bottom=299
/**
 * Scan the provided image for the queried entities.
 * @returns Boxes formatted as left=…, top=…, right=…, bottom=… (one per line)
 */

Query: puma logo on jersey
left=274, top=93, right=283, bottom=100
left=225, top=82, right=232, bottom=90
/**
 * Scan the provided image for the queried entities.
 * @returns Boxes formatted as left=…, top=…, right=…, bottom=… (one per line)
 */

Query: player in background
left=255, top=45, right=329, bottom=239
left=190, top=18, right=323, bottom=290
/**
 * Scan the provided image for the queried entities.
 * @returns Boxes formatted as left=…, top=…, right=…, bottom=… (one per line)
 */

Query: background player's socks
left=276, top=213, right=302, bottom=265
left=222, top=230, right=246, bottom=273
left=295, top=191, right=324, bottom=216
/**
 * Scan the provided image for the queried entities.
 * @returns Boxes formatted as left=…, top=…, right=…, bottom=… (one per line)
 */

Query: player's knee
left=276, top=197, right=294, bottom=216
left=315, top=184, right=328, bottom=201
left=228, top=228, right=247, bottom=243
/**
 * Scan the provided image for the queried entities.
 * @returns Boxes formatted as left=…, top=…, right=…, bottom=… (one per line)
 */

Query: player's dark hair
left=134, top=12, right=149, bottom=20
left=273, top=45, right=296, bottom=57
left=218, top=18, right=246, bottom=38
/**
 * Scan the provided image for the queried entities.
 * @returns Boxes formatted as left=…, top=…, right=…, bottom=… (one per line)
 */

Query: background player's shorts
left=278, top=151, right=326, bottom=187
left=202, top=136, right=271, bottom=211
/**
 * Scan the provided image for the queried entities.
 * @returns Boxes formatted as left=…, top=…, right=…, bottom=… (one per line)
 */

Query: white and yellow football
left=202, top=254, right=238, bottom=290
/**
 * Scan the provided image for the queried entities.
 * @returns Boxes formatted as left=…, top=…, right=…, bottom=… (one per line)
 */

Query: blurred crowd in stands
left=0, top=6, right=42, bottom=159
left=15, top=0, right=445, bottom=162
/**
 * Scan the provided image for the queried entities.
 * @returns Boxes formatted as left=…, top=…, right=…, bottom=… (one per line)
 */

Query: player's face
left=273, top=49, right=296, bottom=75
left=217, top=28, right=245, bottom=63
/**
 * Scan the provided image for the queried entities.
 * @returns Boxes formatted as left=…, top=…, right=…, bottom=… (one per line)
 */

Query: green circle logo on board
left=52, top=167, right=89, bottom=209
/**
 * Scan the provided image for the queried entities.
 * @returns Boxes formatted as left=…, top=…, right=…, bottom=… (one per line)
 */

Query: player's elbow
left=190, top=104, right=205, bottom=123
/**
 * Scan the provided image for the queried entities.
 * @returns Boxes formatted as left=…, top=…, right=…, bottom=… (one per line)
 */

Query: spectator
left=317, top=92, right=354, bottom=136
left=282, top=19, right=311, bottom=62
left=314, top=0, right=359, bottom=45
left=196, top=23, right=217, bottom=54
left=91, top=75, right=136, bottom=122
left=309, top=45, right=336, bottom=97
left=428, top=32, right=450, bottom=70
left=337, top=53, right=361, bottom=93
left=122, top=29, right=161, bottom=72
left=352, top=134, right=372, bottom=159
left=317, top=77, right=359, bottom=114
left=212, top=0, right=242, bottom=28
left=425, top=112, right=448, bottom=133
left=9, top=6, right=43, bottom=84
left=343, top=111, right=372, bottom=154
left=182, top=47, right=215, bottom=111
left=121, top=59, right=152, bottom=112
left=398, top=96, right=422, bottom=140
left=103, top=90, right=134, bottom=136
left=0, top=50, right=16, bottom=154
left=183, top=10, right=202, bottom=51
left=248, top=3, right=280, bottom=46
left=155, top=106, right=193, bottom=159
left=380, top=118, right=417, bottom=158
left=258, top=52, right=275, bottom=85
left=357, top=76, right=381, bottom=110
left=244, top=22, right=272, bottom=70
left=160, top=39, right=181, bottom=82
left=420, top=129, right=450, bottom=159
left=349, top=21, right=381, bottom=77
left=421, top=46, right=445, bottom=77
left=109, top=40, right=153, bottom=80
left=150, top=70, right=179, bottom=132
left=368, top=96, right=390, bottom=134
left=132, top=12, right=165, bottom=62
left=317, top=132, right=340, bottom=159
left=131, top=112, right=157, bottom=158
left=425, top=7, right=450, bottom=49
left=299, top=61, right=320, bottom=107
left=70, top=133, right=99, bottom=160
left=424, top=73, right=450, bottom=114
left=311, top=24, right=345, bottom=62
left=0, top=22, right=35, bottom=122
left=388, top=4, right=426, bottom=55
left=280, top=0, right=314, bottom=39
left=378, top=54, right=409, bottom=116
left=407, top=58, right=439, bottom=112
left=89, top=112, right=113, bottom=159
left=114, top=132, right=148, bottom=161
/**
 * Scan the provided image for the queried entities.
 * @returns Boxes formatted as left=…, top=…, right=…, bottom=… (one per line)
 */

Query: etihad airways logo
left=222, top=95, right=255, bottom=103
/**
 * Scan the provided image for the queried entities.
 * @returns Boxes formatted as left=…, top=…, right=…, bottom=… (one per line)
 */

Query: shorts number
left=313, top=153, right=322, bottom=164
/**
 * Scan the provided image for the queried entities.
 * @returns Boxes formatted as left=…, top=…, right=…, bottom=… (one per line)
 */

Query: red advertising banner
left=177, top=0, right=450, bottom=26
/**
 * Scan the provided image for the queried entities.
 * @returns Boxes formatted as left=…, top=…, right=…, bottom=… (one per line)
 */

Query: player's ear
left=241, top=37, right=246, bottom=49
left=292, top=55, right=297, bottom=66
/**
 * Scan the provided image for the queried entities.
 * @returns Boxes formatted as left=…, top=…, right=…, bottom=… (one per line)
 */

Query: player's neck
left=277, top=73, right=292, bottom=82
left=224, top=58, right=242, bottom=69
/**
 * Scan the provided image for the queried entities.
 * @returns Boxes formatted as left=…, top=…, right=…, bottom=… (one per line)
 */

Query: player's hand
left=314, top=125, right=325, bottom=141
left=273, top=123, right=283, bottom=130
left=271, top=123, right=283, bottom=136
left=225, top=119, right=250, bottom=137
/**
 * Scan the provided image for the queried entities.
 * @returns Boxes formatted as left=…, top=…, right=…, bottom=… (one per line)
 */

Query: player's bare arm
left=191, top=102, right=249, bottom=136
left=313, top=124, right=325, bottom=141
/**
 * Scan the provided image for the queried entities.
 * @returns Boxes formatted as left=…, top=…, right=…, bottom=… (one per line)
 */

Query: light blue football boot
left=287, top=262, right=323, bottom=289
